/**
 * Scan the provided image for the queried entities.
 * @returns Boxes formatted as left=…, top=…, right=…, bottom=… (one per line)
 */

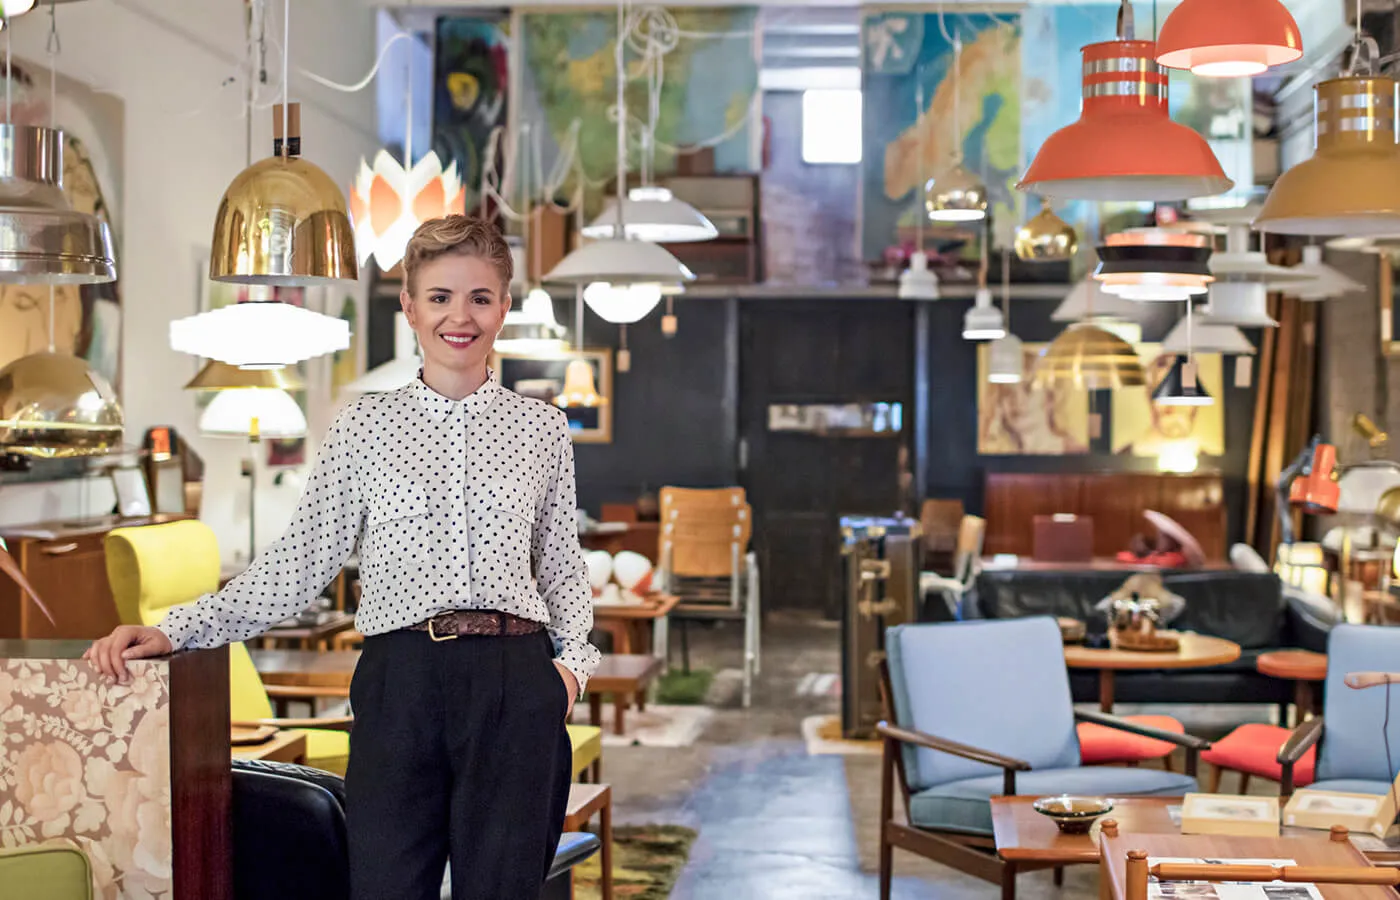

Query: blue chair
left=878, top=618, right=1204, bottom=900
left=1280, top=624, right=1400, bottom=797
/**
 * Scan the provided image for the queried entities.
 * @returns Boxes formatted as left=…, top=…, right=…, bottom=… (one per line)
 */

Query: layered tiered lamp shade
left=1017, top=40, right=1232, bottom=201
left=1094, top=230, right=1214, bottom=302
left=1154, top=0, right=1302, bottom=77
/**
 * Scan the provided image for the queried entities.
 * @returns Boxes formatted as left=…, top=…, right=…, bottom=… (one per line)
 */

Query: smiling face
left=401, top=252, right=512, bottom=384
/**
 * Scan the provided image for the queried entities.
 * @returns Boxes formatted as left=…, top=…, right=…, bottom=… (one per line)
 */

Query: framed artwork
left=975, top=342, right=1090, bottom=455
left=489, top=348, right=612, bottom=443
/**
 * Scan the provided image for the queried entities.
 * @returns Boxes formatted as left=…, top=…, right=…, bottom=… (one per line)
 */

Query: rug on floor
left=573, top=824, right=698, bottom=899
left=594, top=703, right=715, bottom=748
left=801, top=713, right=880, bottom=756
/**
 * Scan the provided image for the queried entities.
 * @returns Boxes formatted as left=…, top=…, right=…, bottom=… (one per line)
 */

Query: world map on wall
left=521, top=8, right=759, bottom=208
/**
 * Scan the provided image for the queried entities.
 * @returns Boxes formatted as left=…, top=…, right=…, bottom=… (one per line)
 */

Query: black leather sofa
left=231, top=758, right=599, bottom=900
left=952, top=569, right=1340, bottom=708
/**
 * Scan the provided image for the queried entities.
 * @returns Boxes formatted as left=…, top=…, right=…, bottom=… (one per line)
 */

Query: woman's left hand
left=553, top=661, right=579, bottom=718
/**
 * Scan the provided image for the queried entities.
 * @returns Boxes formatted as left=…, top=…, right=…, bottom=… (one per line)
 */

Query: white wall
left=4, top=0, right=377, bottom=565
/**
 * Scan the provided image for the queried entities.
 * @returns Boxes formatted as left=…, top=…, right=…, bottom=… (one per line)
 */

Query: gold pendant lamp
left=0, top=351, right=123, bottom=459
left=1033, top=321, right=1146, bottom=391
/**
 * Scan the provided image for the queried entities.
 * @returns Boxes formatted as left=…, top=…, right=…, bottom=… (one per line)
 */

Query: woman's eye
left=430, top=294, right=449, bottom=304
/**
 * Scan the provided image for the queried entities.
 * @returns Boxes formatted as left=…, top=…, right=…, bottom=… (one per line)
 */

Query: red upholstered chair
left=1078, top=715, right=1186, bottom=769
left=1202, top=722, right=1317, bottom=793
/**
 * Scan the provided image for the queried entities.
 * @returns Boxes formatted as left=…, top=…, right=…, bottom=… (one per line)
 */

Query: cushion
left=1306, top=778, right=1397, bottom=796
left=1318, top=625, right=1400, bottom=782
left=909, top=766, right=1197, bottom=835
left=0, top=842, right=92, bottom=900
left=303, top=728, right=350, bottom=776
left=887, top=619, right=1080, bottom=791
left=1201, top=723, right=1315, bottom=785
left=1078, top=715, right=1183, bottom=764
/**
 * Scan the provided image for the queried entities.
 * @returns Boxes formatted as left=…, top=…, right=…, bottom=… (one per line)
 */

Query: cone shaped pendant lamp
left=1018, top=39, right=1232, bottom=201
left=1254, top=75, right=1400, bottom=236
left=1155, top=0, right=1302, bottom=78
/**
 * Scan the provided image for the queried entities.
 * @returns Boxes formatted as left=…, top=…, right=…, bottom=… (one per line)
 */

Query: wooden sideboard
left=983, top=472, right=1227, bottom=562
left=0, top=513, right=191, bottom=639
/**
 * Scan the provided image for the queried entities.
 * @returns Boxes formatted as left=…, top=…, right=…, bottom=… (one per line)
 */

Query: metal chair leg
left=680, top=619, right=691, bottom=674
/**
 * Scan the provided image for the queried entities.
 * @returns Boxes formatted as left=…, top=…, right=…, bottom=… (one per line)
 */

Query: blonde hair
left=402, top=215, right=514, bottom=295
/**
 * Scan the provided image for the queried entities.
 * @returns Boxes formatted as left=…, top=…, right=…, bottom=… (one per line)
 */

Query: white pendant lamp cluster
left=583, top=185, right=717, bottom=243
left=1162, top=317, right=1255, bottom=357
left=1197, top=225, right=1310, bottom=328
left=1291, top=245, right=1364, bottom=300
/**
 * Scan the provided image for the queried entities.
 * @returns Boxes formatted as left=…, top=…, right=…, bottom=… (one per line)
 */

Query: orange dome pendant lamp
left=1018, top=4, right=1232, bottom=202
left=1155, top=0, right=1302, bottom=77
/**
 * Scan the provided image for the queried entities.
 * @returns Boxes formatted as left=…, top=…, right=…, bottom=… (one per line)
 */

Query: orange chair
left=1078, top=715, right=1186, bottom=769
left=1201, top=722, right=1317, bottom=793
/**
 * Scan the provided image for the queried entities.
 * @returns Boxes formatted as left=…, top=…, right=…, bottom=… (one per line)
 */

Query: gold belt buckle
left=427, top=613, right=459, bottom=642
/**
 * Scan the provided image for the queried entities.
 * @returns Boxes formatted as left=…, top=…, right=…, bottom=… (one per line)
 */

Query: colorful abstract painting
left=433, top=16, right=510, bottom=215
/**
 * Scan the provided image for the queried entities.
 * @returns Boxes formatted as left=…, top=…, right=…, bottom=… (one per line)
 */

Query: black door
left=738, top=299, right=915, bottom=618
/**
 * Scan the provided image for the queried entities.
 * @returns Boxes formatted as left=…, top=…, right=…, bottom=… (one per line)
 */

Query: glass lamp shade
left=498, top=288, right=569, bottom=354
left=1255, top=76, right=1400, bottom=236
left=544, top=238, right=693, bottom=288
left=1153, top=355, right=1214, bottom=407
left=1018, top=40, right=1232, bottom=201
left=1199, top=282, right=1279, bottom=327
left=962, top=288, right=1005, bottom=340
left=1094, top=229, right=1213, bottom=301
left=987, top=333, right=1024, bottom=384
left=0, top=351, right=123, bottom=458
left=583, top=282, right=664, bottom=325
left=1015, top=207, right=1078, bottom=262
left=344, top=312, right=420, bottom=394
left=184, top=360, right=305, bottom=391
left=1291, top=244, right=1365, bottom=300
left=926, top=162, right=988, bottom=222
left=1033, top=322, right=1147, bottom=390
left=1155, top=0, right=1302, bottom=77
left=210, top=154, right=358, bottom=286
left=582, top=187, right=718, bottom=243
left=0, top=124, right=115, bottom=285
left=170, top=301, right=351, bottom=369
left=555, top=358, right=606, bottom=409
left=348, top=149, right=466, bottom=271
left=198, top=387, right=307, bottom=439
left=897, top=251, right=940, bottom=300
left=1162, top=318, right=1256, bottom=356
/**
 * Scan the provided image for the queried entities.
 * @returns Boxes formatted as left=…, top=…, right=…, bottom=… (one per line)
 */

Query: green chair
left=0, top=841, right=92, bottom=899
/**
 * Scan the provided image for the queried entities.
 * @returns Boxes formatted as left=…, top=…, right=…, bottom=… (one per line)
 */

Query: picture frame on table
left=110, top=465, right=151, bottom=517
left=489, top=348, right=612, bottom=444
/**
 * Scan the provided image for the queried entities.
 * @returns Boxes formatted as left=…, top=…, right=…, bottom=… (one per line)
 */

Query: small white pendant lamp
left=900, top=67, right=940, bottom=301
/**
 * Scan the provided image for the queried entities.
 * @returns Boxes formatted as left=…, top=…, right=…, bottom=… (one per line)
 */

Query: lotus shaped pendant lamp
left=349, top=149, right=467, bottom=271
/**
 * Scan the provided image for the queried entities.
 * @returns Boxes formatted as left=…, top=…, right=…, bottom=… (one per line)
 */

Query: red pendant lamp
left=1017, top=39, right=1232, bottom=201
left=1156, top=0, right=1302, bottom=78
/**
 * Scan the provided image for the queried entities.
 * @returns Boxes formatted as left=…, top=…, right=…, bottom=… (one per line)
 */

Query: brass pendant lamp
left=208, top=0, right=357, bottom=286
left=1033, top=321, right=1146, bottom=390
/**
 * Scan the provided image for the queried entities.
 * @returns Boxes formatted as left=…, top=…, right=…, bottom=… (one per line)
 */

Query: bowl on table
left=1031, top=795, right=1114, bottom=834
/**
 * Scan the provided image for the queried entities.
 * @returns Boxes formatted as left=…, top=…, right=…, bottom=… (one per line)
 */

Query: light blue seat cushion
left=886, top=618, right=1080, bottom=791
left=1307, top=778, right=1395, bottom=796
left=1318, top=625, right=1400, bottom=783
left=910, top=767, right=1198, bottom=835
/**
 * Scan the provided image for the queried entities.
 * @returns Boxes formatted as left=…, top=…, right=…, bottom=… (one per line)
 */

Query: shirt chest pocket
left=366, top=485, right=433, bottom=560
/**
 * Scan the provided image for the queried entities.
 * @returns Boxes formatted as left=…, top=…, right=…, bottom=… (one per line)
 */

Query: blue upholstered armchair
left=878, top=618, right=1205, bottom=900
left=1279, top=624, right=1400, bottom=797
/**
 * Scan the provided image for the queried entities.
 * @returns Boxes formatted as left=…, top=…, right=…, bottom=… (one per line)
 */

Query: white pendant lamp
left=344, top=312, right=420, bottom=394
left=498, top=288, right=568, bottom=354
left=349, top=150, right=466, bottom=271
left=1291, top=245, right=1364, bottom=300
left=583, top=186, right=717, bottom=243
left=170, top=294, right=351, bottom=370
left=1162, top=317, right=1256, bottom=356
left=900, top=69, right=940, bottom=301
left=1199, top=282, right=1278, bottom=327
left=1053, top=279, right=1147, bottom=345
left=963, top=287, right=1005, bottom=340
left=1210, top=225, right=1315, bottom=288
left=199, top=387, right=307, bottom=439
left=987, top=333, right=1023, bottom=383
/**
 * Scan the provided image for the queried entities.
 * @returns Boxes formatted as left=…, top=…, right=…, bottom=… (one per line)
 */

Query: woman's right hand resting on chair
left=84, top=625, right=173, bottom=684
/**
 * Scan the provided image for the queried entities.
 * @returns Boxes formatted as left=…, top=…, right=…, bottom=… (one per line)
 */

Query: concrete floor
left=600, top=611, right=1278, bottom=900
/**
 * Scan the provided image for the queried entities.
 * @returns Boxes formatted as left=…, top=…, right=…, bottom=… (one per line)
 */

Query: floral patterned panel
left=0, top=659, right=172, bottom=900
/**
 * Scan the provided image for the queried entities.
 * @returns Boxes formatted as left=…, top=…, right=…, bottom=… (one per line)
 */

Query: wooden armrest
left=264, top=684, right=351, bottom=700
left=876, top=721, right=1032, bottom=771
left=1279, top=715, right=1324, bottom=765
left=1075, top=709, right=1212, bottom=751
left=233, top=716, right=354, bottom=732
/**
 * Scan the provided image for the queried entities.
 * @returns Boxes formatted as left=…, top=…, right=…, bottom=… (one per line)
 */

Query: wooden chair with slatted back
left=656, top=487, right=760, bottom=707
left=918, top=499, right=964, bottom=573
left=920, top=515, right=987, bottom=619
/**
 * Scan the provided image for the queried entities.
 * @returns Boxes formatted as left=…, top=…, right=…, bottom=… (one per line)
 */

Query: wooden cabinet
left=0, top=513, right=191, bottom=639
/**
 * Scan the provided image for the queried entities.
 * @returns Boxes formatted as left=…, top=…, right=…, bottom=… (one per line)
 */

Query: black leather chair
left=231, top=758, right=599, bottom=900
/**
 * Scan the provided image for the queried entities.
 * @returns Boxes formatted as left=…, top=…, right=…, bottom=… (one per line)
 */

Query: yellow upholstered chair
left=568, top=724, right=603, bottom=783
left=105, top=520, right=352, bottom=775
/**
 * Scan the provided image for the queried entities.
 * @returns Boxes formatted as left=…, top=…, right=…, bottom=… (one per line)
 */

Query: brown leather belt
left=408, top=610, right=545, bottom=642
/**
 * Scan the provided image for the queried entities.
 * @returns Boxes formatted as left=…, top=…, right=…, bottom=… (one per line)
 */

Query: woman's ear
left=399, top=288, right=414, bottom=326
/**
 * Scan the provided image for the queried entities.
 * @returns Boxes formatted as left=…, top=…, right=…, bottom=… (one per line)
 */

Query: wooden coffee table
left=1064, top=633, right=1241, bottom=712
left=232, top=728, right=307, bottom=764
left=592, top=593, right=678, bottom=656
left=1258, top=649, right=1328, bottom=721
left=585, top=654, right=664, bottom=735
left=256, top=611, right=357, bottom=650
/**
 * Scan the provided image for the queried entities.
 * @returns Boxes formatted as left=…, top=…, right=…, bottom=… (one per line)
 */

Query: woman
left=85, top=215, right=600, bottom=899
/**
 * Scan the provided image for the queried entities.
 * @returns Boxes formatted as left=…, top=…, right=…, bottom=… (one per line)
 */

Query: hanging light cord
left=280, top=0, right=289, bottom=159
left=914, top=66, right=924, bottom=256
left=613, top=0, right=628, bottom=235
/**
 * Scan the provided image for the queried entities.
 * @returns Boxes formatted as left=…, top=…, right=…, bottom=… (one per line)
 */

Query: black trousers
left=345, top=628, right=573, bottom=899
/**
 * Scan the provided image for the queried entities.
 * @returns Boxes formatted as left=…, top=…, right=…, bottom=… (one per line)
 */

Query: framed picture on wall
left=489, top=348, right=612, bottom=443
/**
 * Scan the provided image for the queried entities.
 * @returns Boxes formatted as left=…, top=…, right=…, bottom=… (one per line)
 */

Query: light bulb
left=1, top=0, right=35, bottom=16
left=582, top=282, right=664, bottom=324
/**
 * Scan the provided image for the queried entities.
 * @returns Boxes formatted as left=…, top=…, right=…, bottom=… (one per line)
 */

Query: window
left=801, top=89, right=862, bottom=164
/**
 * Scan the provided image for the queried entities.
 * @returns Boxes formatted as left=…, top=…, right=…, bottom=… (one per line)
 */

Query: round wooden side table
left=1256, top=649, right=1327, bottom=722
left=1064, top=633, right=1241, bottom=712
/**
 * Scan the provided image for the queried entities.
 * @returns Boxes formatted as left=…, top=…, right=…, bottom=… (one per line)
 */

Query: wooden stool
left=564, top=783, right=613, bottom=900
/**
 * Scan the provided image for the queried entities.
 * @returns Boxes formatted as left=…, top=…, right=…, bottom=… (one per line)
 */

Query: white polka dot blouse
left=156, top=369, right=602, bottom=693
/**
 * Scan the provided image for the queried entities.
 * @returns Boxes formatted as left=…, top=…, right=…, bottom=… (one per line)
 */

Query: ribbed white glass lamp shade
left=344, top=313, right=420, bottom=394
left=199, top=387, right=307, bottom=438
left=1162, top=318, right=1256, bottom=356
left=583, top=282, right=663, bottom=325
left=1291, top=245, right=1364, bottom=300
left=1199, top=282, right=1278, bottom=327
left=898, top=251, right=940, bottom=300
left=582, top=187, right=718, bottom=243
left=962, top=288, right=1006, bottom=340
left=171, top=300, right=351, bottom=369
left=988, top=333, right=1024, bottom=383
left=544, top=238, right=694, bottom=287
